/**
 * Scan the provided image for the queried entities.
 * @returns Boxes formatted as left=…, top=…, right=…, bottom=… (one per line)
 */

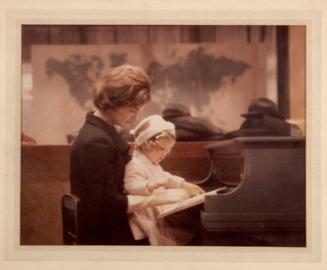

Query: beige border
left=1, top=0, right=326, bottom=268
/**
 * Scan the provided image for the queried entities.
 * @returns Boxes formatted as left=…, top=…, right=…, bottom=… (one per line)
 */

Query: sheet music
left=157, top=187, right=226, bottom=218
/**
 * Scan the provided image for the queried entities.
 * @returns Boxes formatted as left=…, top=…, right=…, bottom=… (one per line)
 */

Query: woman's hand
left=181, top=181, right=205, bottom=197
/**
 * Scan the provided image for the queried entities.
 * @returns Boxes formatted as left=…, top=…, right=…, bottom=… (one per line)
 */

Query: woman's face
left=109, top=105, right=144, bottom=128
left=144, top=137, right=175, bottom=165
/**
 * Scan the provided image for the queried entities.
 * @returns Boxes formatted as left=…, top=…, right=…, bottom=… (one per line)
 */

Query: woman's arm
left=81, top=138, right=129, bottom=216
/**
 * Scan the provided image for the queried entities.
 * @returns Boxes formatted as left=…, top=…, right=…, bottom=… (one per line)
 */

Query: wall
left=24, top=26, right=277, bottom=144
left=288, top=26, right=306, bottom=133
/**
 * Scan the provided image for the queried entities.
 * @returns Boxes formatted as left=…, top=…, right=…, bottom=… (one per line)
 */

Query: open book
left=157, top=187, right=226, bottom=219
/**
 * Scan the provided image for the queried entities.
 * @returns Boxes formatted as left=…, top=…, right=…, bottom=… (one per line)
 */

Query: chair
left=61, top=193, right=82, bottom=245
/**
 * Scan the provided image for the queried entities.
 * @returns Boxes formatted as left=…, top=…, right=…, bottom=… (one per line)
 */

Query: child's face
left=144, top=137, right=175, bottom=165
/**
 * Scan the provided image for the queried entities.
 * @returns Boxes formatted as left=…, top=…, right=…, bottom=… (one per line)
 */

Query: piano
left=199, top=136, right=306, bottom=246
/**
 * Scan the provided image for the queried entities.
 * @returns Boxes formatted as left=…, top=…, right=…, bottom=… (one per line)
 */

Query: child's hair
left=138, top=131, right=175, bottom=153
left=93, top=65, right=151, bottom=112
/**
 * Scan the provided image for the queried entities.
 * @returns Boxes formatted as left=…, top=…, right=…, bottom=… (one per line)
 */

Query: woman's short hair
left=93, top=65, right=151, bottom=111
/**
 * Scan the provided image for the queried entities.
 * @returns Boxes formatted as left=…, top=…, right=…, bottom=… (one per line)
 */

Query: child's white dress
left=124, top=150, right=192, bottom=245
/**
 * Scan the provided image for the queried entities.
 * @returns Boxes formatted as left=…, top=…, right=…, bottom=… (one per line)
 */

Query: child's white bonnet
left=131, top=114, right=175, bottom=146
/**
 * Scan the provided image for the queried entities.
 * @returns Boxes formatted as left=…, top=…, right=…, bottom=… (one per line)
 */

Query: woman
left=70, top=65, right=190, bottom=245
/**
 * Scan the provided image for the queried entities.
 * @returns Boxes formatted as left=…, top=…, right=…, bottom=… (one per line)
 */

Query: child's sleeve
left=162, top=170, right=185, bottom=188
left=124, top=162, right=151, bottom=196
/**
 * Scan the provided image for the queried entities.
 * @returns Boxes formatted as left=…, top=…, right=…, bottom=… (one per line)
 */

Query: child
left=124, top=114, right=204, bottom=245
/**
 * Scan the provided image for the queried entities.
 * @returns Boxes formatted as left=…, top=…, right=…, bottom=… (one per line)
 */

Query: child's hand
left=181, top=181, right=205, bottom=197
left=147, top=179, right=170, bottom=193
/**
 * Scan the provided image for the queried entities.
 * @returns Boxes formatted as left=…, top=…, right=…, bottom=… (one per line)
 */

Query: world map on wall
left=45, top=48, right=250, bottom=110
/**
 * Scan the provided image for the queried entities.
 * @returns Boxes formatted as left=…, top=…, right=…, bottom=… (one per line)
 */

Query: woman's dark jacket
left=70, top=112, right=135, bottom=245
